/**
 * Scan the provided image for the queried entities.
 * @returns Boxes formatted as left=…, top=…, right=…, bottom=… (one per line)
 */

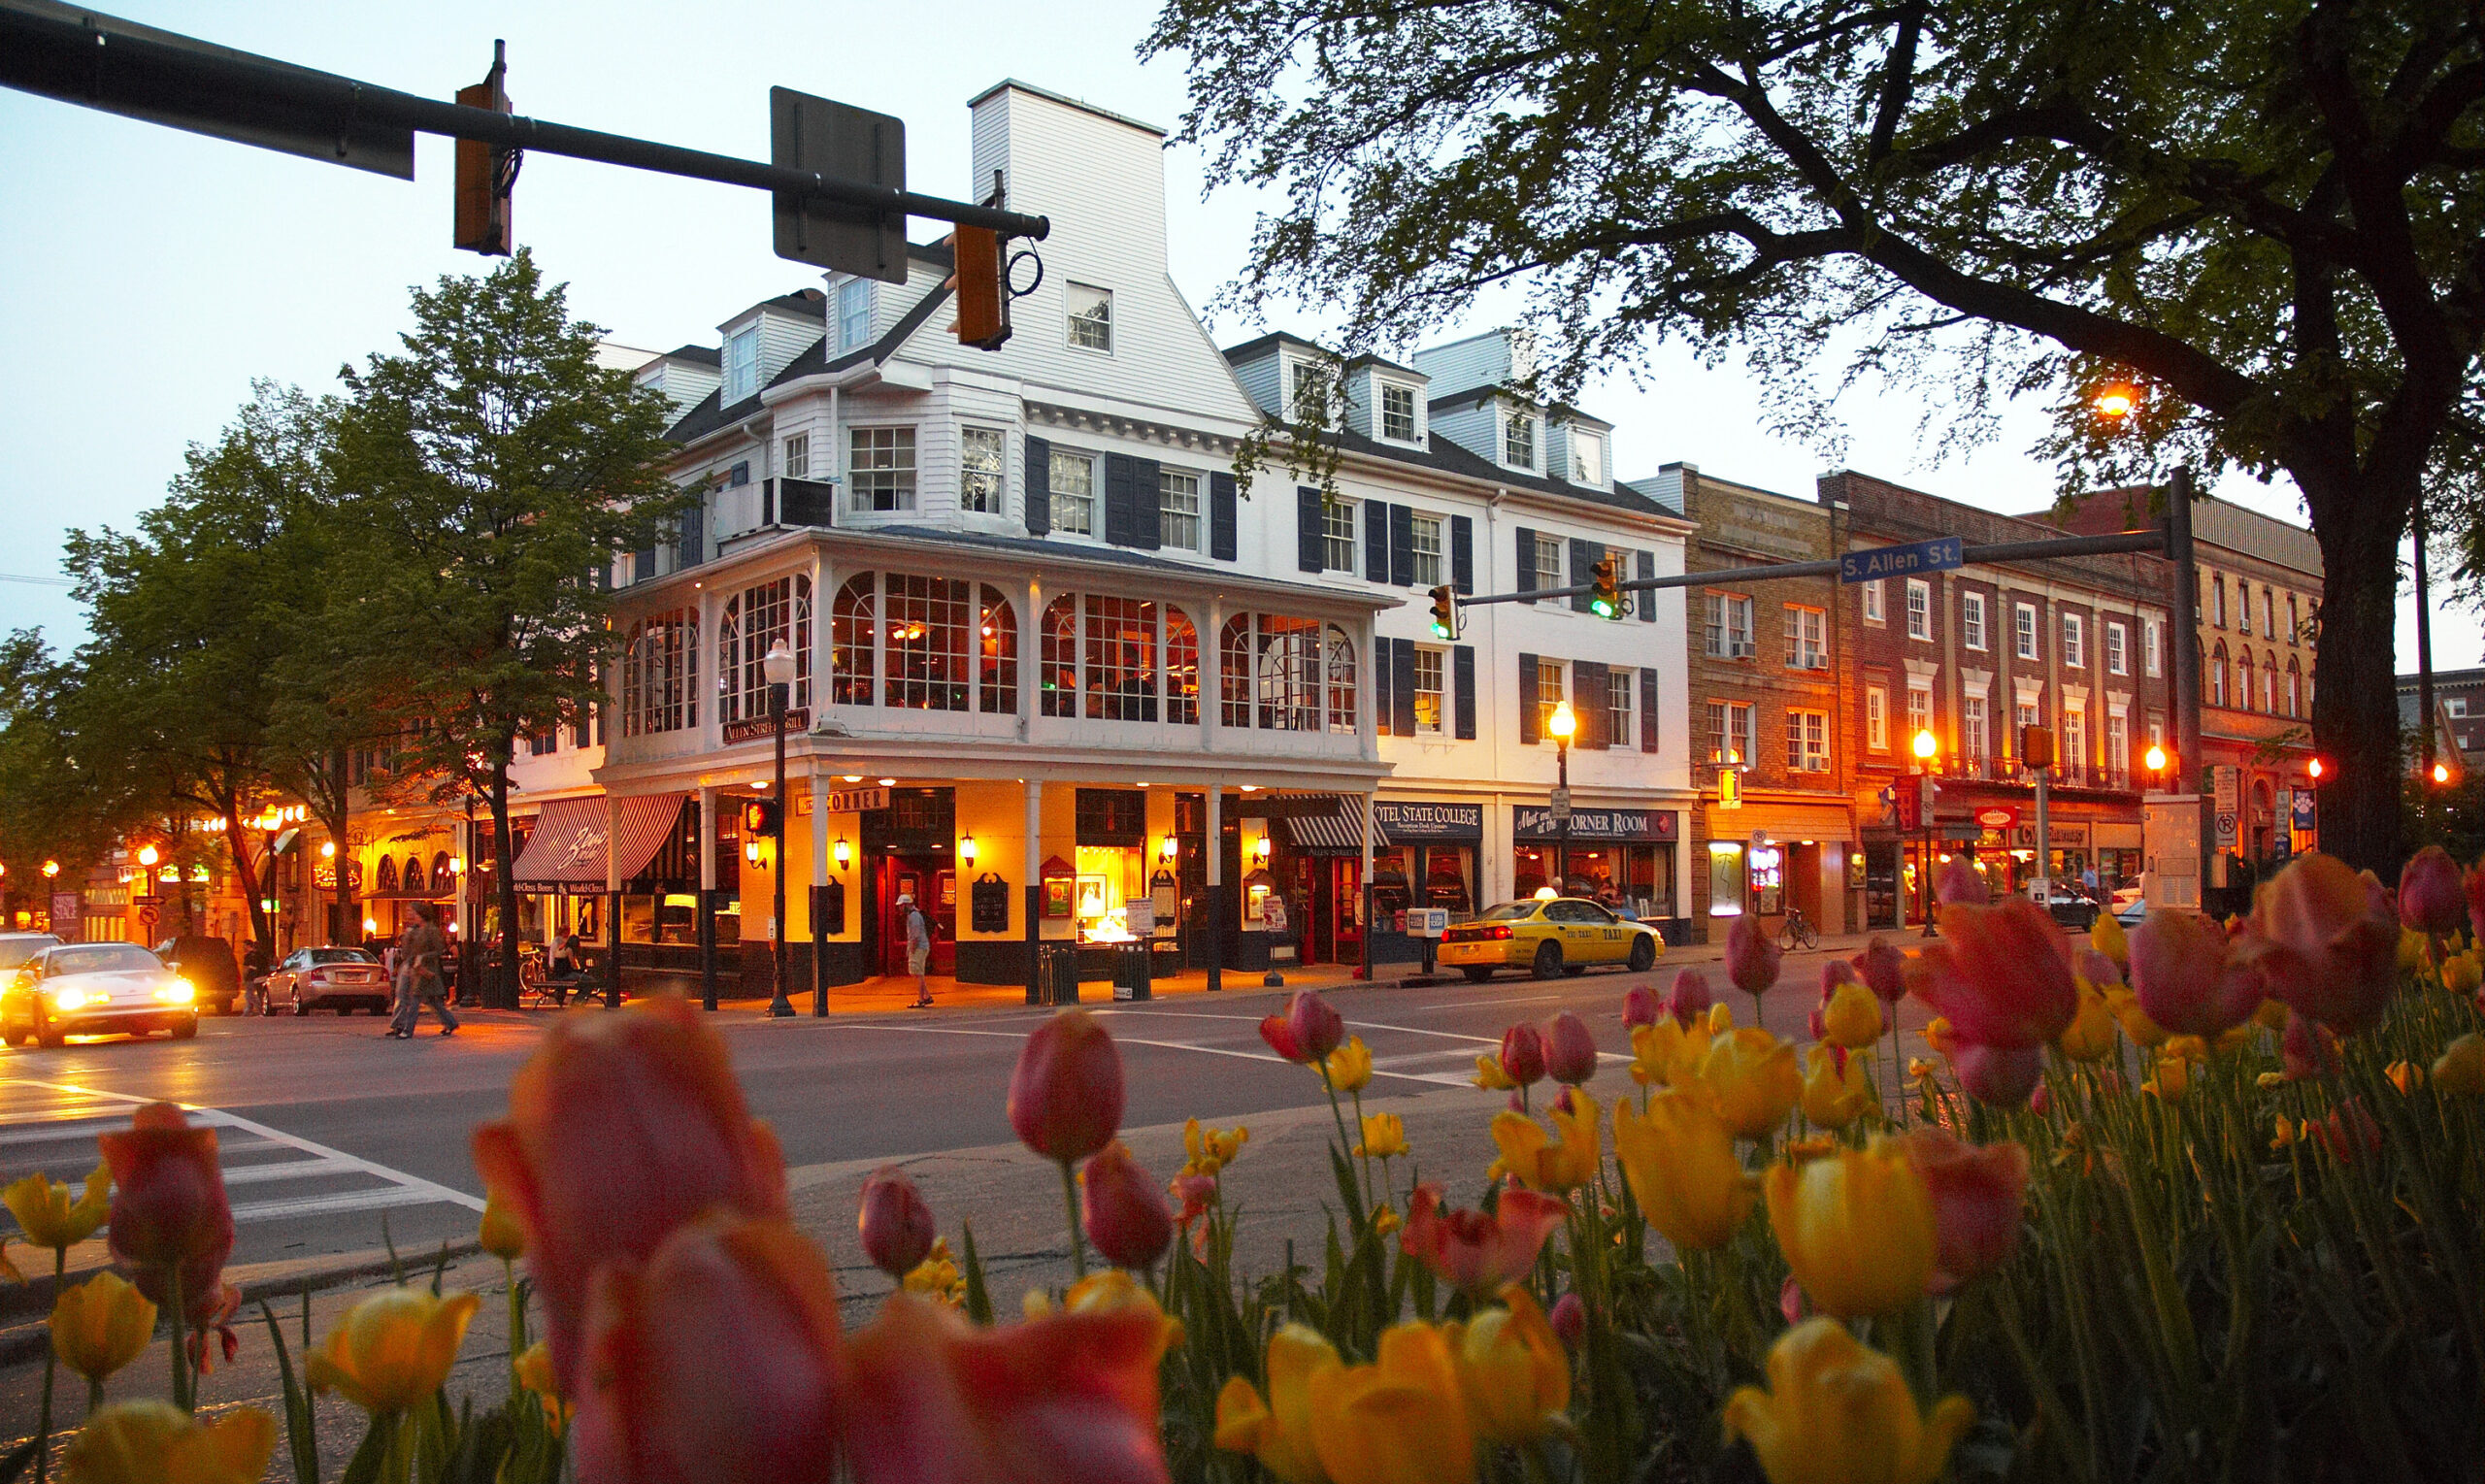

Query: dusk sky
left=1, top=0, right=2457, bottom=668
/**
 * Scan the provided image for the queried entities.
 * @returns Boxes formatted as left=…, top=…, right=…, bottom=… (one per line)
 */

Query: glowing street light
left=2435, top=762, right=2452, bottom=785
left=136, top=843, right=159, bottom=868
left=2094, top=384, right=2137, bottom=419
left=2307, top=757, right=2325, bottom=781
left=1912, top=728, right=1938, bottom=761
left=1547, top=702, right=1578, bottom=894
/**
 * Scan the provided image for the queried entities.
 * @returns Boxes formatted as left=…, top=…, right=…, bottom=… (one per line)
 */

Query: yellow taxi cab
left=1437, top=896, right=1665, bottom=982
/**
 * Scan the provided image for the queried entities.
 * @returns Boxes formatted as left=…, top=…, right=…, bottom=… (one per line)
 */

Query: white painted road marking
left=831, top=1020, right=1475, bottom=1088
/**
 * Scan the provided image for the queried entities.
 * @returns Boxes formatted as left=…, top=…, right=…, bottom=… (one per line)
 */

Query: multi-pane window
left=717, top=575, right=814, bottom=721
left=1964, top=696, right=1987, bottom=765
left=2237, top=582, right=2253, bottom=635
left=2016, top=702, right=2039, bottom=737
left=1322, top=499, right=1357, bottom=572
left=721, top=326, right=757, bottom=405
left=2106, top=713, right=2128, bottom=781
left=1862, top=580, right=1884, bottom=624
left=1783, top=606, right=1826, bottom=669
left=885, top=575, right=976, bottom=710
left=1962, top=592, right=1986, bottom=650
left=2286, top=665, right=2301, bottom=717
left=1266, top=617, right=1326, bottom=731
left=2062, top=612, right=2085, bottom=668
left=830, top=573, right=1016, bottom=716
left=1084, top=596, right=1160, bottom=721
left=2263, top=658, right=2276, bottom=712
left=980, top=589, right=1018, bottom=716
left=2062, top=708, right=2086, bottom=776
left=1905, top=684, right=1931, bottom=744
left=832, top=576, right=876, bottom=706
left=1536, top=659, right=1564, bottom=740
left=1165, top=610, right=1199, bottom=726
left=1413, top=647, right=1444, bottom=734
left=838, top=279, right=871, bottom=352
left=1048, top=449, right=1095, bottom=535
left=1504, top=410, right=1538, bottom=469
left=1042, top=596, right=1079, bottom=717
left=2210, top=649, right=2226, bottom=707
left=1571, top=431, right=1605, bottom=485
left=1211, top=613, right=1350, bottom=732
left=1159, top=469, right=1202, bottom=551
left=2014, top=602, right=2038, bottom=660
left=2212, top=576, right=2227, bottom=627
left=1067, top=282, right=1112, bottom=351
left=781, top=434, right=809, bottom=479
left=1409, top=514, right=1443, bottom=587
left=1705, top=594, right=1755, bottom=657
left=1534, top=536, right=1563, bottom=592
left=960, top=427, right=1005, bottom=514
left=621, top=609, right=699, bottom=737
left=848, top=427, right=916, bottom=512
left=2265, top=589, right=2276, bottom=639
left=1287, top=359, right=1331, bottom=423
left=2144, top=617, right=2163, bottom=676
left=528, top=729, right=556, bottom=757
left=1867, top=686, right=1888, bottom=750
left=1380, top=382, right=1418, bottom=442
left=1607, top=667, right=1634, bottom=744
left=1786, top=710, right=1829, bottom=772
left=1705, top=701, right=1756, bottom=765
left=2106, top=622, right=2127, bottom=676
left=1905, top=579, right=1930, bottom=641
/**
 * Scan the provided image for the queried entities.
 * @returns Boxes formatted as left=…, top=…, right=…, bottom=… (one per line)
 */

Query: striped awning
left=1284, top=803, right=1390, bottom=853
left=510, top=795, right=684, bottom=887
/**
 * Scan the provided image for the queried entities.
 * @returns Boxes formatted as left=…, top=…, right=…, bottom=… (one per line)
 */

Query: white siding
left=1230, top=351, right=1282, bottom=418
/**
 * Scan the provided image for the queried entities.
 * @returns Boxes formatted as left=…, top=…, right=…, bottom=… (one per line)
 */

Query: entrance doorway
left=880, top=860, right=956, bottom=977
left=1295, top=856, right=1365, bottom=967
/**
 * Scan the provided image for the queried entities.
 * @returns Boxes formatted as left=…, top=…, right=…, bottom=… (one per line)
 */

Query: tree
left=329, top=250, right=681, bottom=1006
left=0, top=630, right=134, bottom=920
left=1146, top=0, right=2484, bottom=874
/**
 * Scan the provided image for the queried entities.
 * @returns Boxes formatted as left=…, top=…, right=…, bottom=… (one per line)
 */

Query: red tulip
left=1007, top=1009, right=1127, bottom=1164
left=1937, top=857, right=1990, bottom=906
left=472, top=997, right=790, bottom=1392
left=1724, top=915, right=1781, bottom=998
left=1899, top=1129, right=2030, bottom=1293
left=2463, top=859, right=2485, bottom=944
left=1287, top=991, right=1344, bottom=1062
left=570, top=1214, right=844, bottom=1484
left=2234, top=854, right=2399, bottom=1034
left=1851, top=938, right=1907, bottom=1005
left=2400, top=846, right=2465, bottom=936
left=2281, top=1010, right=2343, bottom=1081
left=1080, top=1142, right=1173, bottom=1270
left=1543, top=1012, right=1598, bottom=1085
left=2318, top=1099, right=2382, bottom=1163
left=2071, top=946, right=2122, bottom=990
left=2129, top=910, right=2263, bottom=1037
left=857, top=1168, right=937, bottom=1280
left=1665, top=969, right=1712, bottom=1027
left=1399, top=1184, right=1568, bottom=1296
left=1499, top=1024, right=1547, bottom=1087
left=1953, top=1042, right=2045, bottom=1107
left=1621, top=983, right=1660, bottom=1031
left=1905, top=898, right=2078, bottom=1050
left=99, top=1105, right=233, bottom=1300
left=840, top=1294, right=1169, bottom=1484
left=1548, top=1293, right=1586, bottom=1351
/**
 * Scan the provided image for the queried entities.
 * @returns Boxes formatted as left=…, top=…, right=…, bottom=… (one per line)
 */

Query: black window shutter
left=1364, top=501, right=1390, bottom=582
left=1450, top=515, right=1474, bottom=594
left=1131, top=456, right=1162, bottom=549
left=1209, top=472, right=1238, bottom=560
left=1392, top=638, right=1418, bottom=737
left=1024, top=436, right=1051, bottom=536
left=1570, top=538, right=1599, bottom=612
left=1636, top=549, right=1657, bottom=623
left=1298, top=487, right=1324, bottom=573
left=1514, top=527, right=1538, bottom=603
left=679, top=503, right=704, bottom=569
left=1375, top=636, right=1395, bottom=737
left=1640, top=667, right=1661, bottom=753
left=1517, top=652, right=1540, bottom=744
left=1574, top=660, right=1608, bottom=748
left=1454, top=645, right=1477, bottom=740
left=633, top=544, right=657, bottom=582
left=1389, top=505, right=1415, bottom=586
left=1103, top=454, right=1133, bottom=546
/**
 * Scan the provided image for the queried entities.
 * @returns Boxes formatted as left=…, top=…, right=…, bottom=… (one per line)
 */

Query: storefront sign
left=1973, top=806, right=2019, bottom=832
left=721, top=709, right=810, bottom=744
left=823, top=785, right=890, bottom=814
left=2271, top=790, right=2293, bottom=864
left=1371, top=802, right=1483, bottom=840
left=2012, top=822, right=2089, bottom=849
left=50, top=892, right=77, bottom=925
left=1513, top=807, right=1679, bottom=841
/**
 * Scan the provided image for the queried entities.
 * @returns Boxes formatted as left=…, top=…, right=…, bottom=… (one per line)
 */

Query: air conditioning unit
left=1806, top=655, right=1832, bottom=671
left=1730, top=642, right=1756, bottom=659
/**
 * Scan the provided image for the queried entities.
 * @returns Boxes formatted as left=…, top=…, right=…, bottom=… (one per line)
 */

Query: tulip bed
left=5, top=848, right=2482, bottom=1483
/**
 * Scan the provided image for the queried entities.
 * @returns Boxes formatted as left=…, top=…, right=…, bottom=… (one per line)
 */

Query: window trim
left=1158, top=466, right=1205, bottom=553
left=2062, top=611, right=2085, bottom=669
left=2014, top=601, right=2038, bottom=661
left=1570, top=428, right=1606, bottom=485
left=1376, top=379, right=1422, bottom=444
left=1408, top=511, right=1444, bottom=587
left=1502, top=406, right=1540, bottom=472
left=1962, top=590, right=1987, bottom=651
left=1065, top=281, right=1113, bottom=354
left=1905, top=578, right=1931, bottom=642
left=2105, top=620, right=2128, bottom=676
left=846, top=424, right=919, bottom=514
left=780, top=433, right=810, bottom=480
left=1786, top=709, right=1830, bottom=773
left=721, top=324, right=759, bottom=407
left=958, top=425, right=1007, bottom=517
left=1412, top=645, right=1446, bottom=735
left=1861, top=579, right=1884, bottom=625
left=1321, top=496, right=1358, bottom=574
left=837, top=279, right=872, bottom=353
left=1866, top=685, right=1889, bottom=750
left=1046, top=446, right=1100, bottom=539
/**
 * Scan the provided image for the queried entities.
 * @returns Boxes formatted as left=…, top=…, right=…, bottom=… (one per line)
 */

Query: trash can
left=1039, top=941, right=1082, bottom=1006
left=1111, top=940, right=1152, bottom=1002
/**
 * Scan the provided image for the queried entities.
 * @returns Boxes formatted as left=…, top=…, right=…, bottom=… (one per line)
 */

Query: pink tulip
left=2072, top=946, right=2122, bottom=989
left=841, top=1295, right=1169, bottom=1484
left=1007, top=1009, right=1127, bottom=1164
left=1937, top=856, right=1990, bottom=906
left=100, top=1105, right=234, bottom=1298
left=2464, top=859, right=2485, bottom=944
left=1548, top=1293, right=1586, bottom=1351
left=1851, top=938, right=1907, bottom=1005
left=2235, top=854, right=2399, bottom=1033
left=2281, top=1010, right=2342, bottom=1081
left=1543, top=1012, right=1598, bottom=1085
left=1499, top=1024, right=1547, bottom=1086
left=1954, top=1042, right=2045, bottom=1107
left=857, top=1167, right=937, bottom=1280
left=1665, top=969, right=1712, bottom=1027
left=2029, top=1082, right=2053, bottom=1117
left=1621, top=983, right=1660, bottom=1031
left=1399, top=1184, right=1568, bottom=1296
left=1287, top=991, right=1345, bottom=1062
left=1900, top=1129, right=2031, bottom=1293
left=1080, top=1142, right=1173, bottom=1270
left=570, top=1214, right=843, bottom=1484
left=472, top=998, right=789, bottom=1392
left=2129, top=910, right=2264, bottom=1037
left=2400, top=846, right=2465, bottom=936
left=1725, top=915, right=1782, bottom=998
left=1905, top=898, right=2079, bottom=1050
left=2318, top=1099, right=2382, bottom=1163
left=1779, top=1273, right=1806, bottom=1326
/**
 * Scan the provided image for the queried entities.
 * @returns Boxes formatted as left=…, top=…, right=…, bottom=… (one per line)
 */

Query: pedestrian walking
left=387, top=904, right=459, bottom=1039
left=901, top=893, right=933, bottom=1007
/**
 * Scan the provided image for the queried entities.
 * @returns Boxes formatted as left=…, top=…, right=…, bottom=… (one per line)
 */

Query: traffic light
left=742, top=800, right=781, bottom=837
left=952, top=224, right=1011, bottom=350
left=453, top=42, right=516, bottom=255
left=1428, top=584, right=1459, bottom=639
left=1589, top=555, right=1621, bottom=618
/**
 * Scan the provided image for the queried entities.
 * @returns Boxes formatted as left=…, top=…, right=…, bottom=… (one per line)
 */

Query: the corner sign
left=1839, top=537, right=1963, bottom=584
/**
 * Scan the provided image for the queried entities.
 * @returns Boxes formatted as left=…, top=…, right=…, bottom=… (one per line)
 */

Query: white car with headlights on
left=3, top=941, right=200, bottom=1048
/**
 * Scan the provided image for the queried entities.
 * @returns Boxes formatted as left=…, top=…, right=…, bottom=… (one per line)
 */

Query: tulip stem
left=1059, top=1159, right=1088, bottom=1279
left=35, top=1247, right=60, bottom=1484
left=165, top=1263, right=192, bottom=1414
left=84, top=1378, right=103, bottom=1419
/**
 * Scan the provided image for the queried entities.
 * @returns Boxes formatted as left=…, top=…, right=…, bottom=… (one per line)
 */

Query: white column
left=1359, top=613, right=1379, bottom=760
left=1024, top=779, right=1044, bottom=937
left=1020, top=577, right=1043, bottom=735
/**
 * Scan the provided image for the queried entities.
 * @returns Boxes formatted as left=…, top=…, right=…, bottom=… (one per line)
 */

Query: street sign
left=137, top=905, right=159, bottom=929
left=133, top=894, right=163, bottom=907
left=2271, top=789, right=2294, bottom=864
left=2212, top=766, right=2240, bottom=816
left=1839, top=536, right=1963, bottom=584
left=770, top=88, right=907, bottom=281
left=2214, top=810, right=2238, bottom=849
left=1547, top=787, right=1572, bottom=824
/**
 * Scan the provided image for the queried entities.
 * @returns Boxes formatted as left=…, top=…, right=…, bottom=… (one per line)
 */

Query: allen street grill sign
left=722, top=709, right=809, bottom=744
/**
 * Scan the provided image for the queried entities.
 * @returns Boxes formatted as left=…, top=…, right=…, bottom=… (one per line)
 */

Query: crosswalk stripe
left=230, top=1185, right=451, bottom=1223
left=215, top=1157, right=360, bottom=1188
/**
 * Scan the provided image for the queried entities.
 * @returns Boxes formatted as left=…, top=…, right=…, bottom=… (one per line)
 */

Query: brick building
left=1824, top=471, right=2175, bottom=928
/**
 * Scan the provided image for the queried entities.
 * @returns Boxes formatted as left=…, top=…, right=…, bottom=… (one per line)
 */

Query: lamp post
left=763, top=640, right=796, bottom=1019
left=1547, top=701, right=1576, bottom=895
left=1912, top=727, right=1938, bottom=937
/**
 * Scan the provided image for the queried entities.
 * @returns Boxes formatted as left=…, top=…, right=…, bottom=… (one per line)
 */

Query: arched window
left=1165, top=608, right=1199, bottom=725
left=2262, top=657, right=2276, bottom=713
left=1326, top=624, right=1357, bottom=733
left=1041, top=595, right=1078, bottom=717
left=403, top=856, right=426, bottom=895
left=622, top=608, right=698, bottom=736
left=719, top=576, right=814, bottom=722
left=1221, top=614, right=1251, bottom=728
left=433, top=851, right=452, bottom=890
left=831, top=575, right=876, bottom=706
left=885, top=574, right=974, bottom=710
left=2286, top=657, right=2302, bottom=717
left=2209, top=642, right=2227, bottom=707
left=376, top=857, right=399, bottom=894
left=978, top=588, right=1018, bottom=715
left=2234, top=650, right=2251, bottom=711
left=1083, top=596, right=1159, bottom=721
left=1256, top=616, right=1320, bottom=731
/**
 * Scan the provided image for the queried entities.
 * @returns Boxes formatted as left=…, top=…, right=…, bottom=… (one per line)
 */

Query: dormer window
left=1286, top=358, right=1332, bottom=423
left=1067, top=283, right=1113, bottom=352
left=1503, top=409, right=1538, bottom=471
left=1571, top=429, right=1605, bottom=485
left=1379, top=381, right=1418, bottom=443
left=721, top=326, right=758, bottom=406
left=838, top=280, right=872, bottom=352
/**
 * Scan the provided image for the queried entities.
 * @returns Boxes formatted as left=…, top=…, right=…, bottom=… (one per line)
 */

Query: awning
left=511, top=795, right=684, bottom=887
left=1285, top=803, right=1388, bottom=853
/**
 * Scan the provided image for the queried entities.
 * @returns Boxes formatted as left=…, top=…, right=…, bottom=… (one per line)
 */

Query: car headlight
left=156, top=979, right=195, bottom=1004
left=48, top=989, right=87, bottom=1011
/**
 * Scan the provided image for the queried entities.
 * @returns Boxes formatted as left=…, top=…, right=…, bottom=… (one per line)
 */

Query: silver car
left=3, top=941, right=200, bottom=1047
left=265, top=946, right=392, bottom=1015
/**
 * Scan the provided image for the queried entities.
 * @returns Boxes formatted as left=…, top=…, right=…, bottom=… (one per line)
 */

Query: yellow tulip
left=2396, top=927, right=2430, bottom=974
left=1355, top=1112, right=1409, bottom=1161
left=2434, top=1032, right=2485, bottom=1095
left=1489, top=1087, right=1602, bottom=1192
left=2270, top=1116, right=2299, bottom=1152
left=1309, top=1321, right=1476, bottom=1484
left=1628, top=1016, right=1711, bottom=1088
left=1181, top=1117, right=1250, bottom=1177
left=2057, top=987, right=2118, bottom=1062
left=478, top=1190, right=526, bottom=1261
left=1024, top=1268, right=1185, bottom=1363
left=514, top=1340, right=571, bottom=1435
left=60, top=1400, right=277, bottom=1484
left=1472, top=1053, right=1520, bottom=1091
left=1800, top=1044, right=1877, bottom=1131
left=5, top=1165, right=112, bottom=1251
left=50, top=1270, right=155, bottom=1385
left=1707, top=1002, right=1737, bottom=1036
left=1699, top=1029, right=1803, bottom=1139
left=2162, top=1034, right=2210, bottom=1063
left=1820, top=982, right=1884, bottom=1049
left=1373, top=1204, right=1401, bottom=1237
left=2142, top=1052, right=2192, bottom=1102
left=1323, top=1036, right=1375, bottom=1094
left=903, top=1236, right=966, bottom=1306
left=1765, top=1139, right=1937, bottom=1318
left=306, top=1286, right=481, bottom=1415
left=1922, top=1016, right=1958, bottom=1060
left=2104, top=986, right=2170, bottom=1048
left=2252, top=996, right=2291, bottom=1031
left=2385, top=1059, right=2424, bottom=1096
left=1446, top=1283, right=1569, bottom=1444
left=1214, top=1323, right=1338, bottom=1484
left=2445, top=952, right=2484, bottom=997
left=1613, top=1089, right=1756, bottom=1251
left=2090, top=910, right=2128, bottom=969
left=1724, top=1318, right=1973, bottom=1484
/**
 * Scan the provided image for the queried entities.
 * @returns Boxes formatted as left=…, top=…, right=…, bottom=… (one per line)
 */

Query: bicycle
left=1776, top=907, right=1819, bottom=952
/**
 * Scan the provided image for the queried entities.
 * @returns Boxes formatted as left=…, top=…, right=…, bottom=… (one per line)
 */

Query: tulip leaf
left=257, top=1300, right=320, bottom=1484
left=336, top=1412, right=398, bottom=1484
left=959, top=1220, right=995, bottom=1326
left=0, top=1437, right=34, bottom=1484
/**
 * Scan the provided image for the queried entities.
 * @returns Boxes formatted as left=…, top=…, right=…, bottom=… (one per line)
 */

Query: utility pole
left=2167, top=467, right=2210, bottom=910
left=2416, top=497, right=2437, bottom=824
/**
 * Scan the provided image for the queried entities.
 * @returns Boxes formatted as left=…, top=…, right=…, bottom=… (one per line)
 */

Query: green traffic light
left=1591, top=598, right=1615, bottom=618
left=1430, top=620, right=1451, bottom=638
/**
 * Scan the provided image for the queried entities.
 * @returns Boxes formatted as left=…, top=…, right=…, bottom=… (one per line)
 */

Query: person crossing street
left=387, top=904, right=458, bottom=1039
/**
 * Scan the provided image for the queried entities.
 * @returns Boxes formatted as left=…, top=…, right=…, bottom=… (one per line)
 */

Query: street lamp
left=137, top=843, right=159, bottom=868
left=1547, top=701, right=1576, bottom=896
left=763, top=640, right=796, bottom=1019
left=1912, top=727, right=1938, bottom=938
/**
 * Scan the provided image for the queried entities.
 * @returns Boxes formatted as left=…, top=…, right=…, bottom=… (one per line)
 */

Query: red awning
left=510, top=795, right=683, bottom=887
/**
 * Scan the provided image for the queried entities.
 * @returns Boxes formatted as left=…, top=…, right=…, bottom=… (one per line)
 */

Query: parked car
left=2029, top=882, right=2101, bottom=932
left=151, top=936, right=240, bottom=1014
left=0, top=933, right=62, bottom=974
left=1437, top=897, right=1665, bottom=982
left=264, top=946, right=392, bottom=1015
left=3, top=941, right=198, bottom=1047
